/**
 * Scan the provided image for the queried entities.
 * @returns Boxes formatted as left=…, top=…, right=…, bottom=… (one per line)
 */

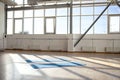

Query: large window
left=73, top=16, right=80, bottom=34
left=81, top=6, right=93, bottom=15
left=45, top=9, right=55, bottom=17
left=7, top=19, right=13, bottom=34
left=73, top=7, right=80, bottom=15
left=7, top=1, right=120, bottom=35
left=56, top=17, right=67, bottom=34
left=81, top=16, right=93, bottom=34
left=14, top=19, right=22, bottom=34
left=45, top=18, right=55, bottom=34
left=24, top=18, right=33, bottom=34
left=7, top=11, right=13, bottom=34
left=8, top=11, right=13, bottom=18
left=109, top=15, right=120, bottom=33
left=108, top=5, right=120, bottom=14
left=57, top=8, right=67, bottom=16
left=34, top=18, right=44, bottom=34
left=34, top=9, right=44, bottom=17
left=94, top=6, right=107, bottom=15
left=14, top=10, right=23, bottom=18
left=94, top=16, right=107, bottom=34
left=24, top=10, right=33, bottom=17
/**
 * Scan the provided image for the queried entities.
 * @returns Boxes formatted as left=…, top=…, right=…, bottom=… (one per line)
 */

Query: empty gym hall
left=0, top=0, right=120, bottom=80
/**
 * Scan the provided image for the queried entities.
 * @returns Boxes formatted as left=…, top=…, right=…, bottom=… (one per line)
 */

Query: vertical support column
left=70, top=0, right=73, bottom=34
left=0, top=3, right=6, bottom=51
left=67, top=34, right=74, bottom=52
left=4, top=4, right=7, bottom=50
left=4, top=5, right=7, bottom=35
left=33, top=8, right=35, bottom=34
left=67, top=0, right=74, bottom=52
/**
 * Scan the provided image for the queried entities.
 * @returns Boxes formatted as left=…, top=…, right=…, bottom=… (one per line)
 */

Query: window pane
left=81, top=16, right=93, bottom=34
left=94, top=16, right=107, bottom=34
left=73, top=7, right=80, bottom=15
left=8, top=11, right=13, bottom=18
left=81, top=6, right=93, bottom=15
left=94, top=6, right=107, bottom=15
left=34, top=18, right=44, bottom=34
left=108, top=6, right=120, bottom=14
left=14, top=10, right=23, bottom=18
left=73, top=16, right=80, bottom=34
left=45, top=9, right=55, bottom=16
left=110, top=16, right=120, bottom=32
left=46, top=18, right=54, bottom=33
left=81, top=0, right=94, bottom=3
left=45, top=1, right=56, bottom=5
left=56, top=17, right=67, bottom=34
left=24, top=10, right=33, bottom=17
left=24, top=0, right=28, bottom=4
left=24, top=18, right=33, bottom=34
left=34, top=9, right=44, bottom=17
left=7, top=19, right=13, bottom=34
left=57, top=8, right=67, bottom=16
left=15, top=19, right=22, bottom=34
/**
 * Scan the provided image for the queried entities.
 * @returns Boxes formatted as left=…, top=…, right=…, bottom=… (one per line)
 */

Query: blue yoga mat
left=31, top=62, right=85, bottom=69
left=26, top=60, right=45, bottom=63
left=26, top=59, right=66, bottom=63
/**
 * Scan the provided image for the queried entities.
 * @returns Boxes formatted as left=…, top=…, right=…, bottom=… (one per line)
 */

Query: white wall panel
left=6, top=35, right=68, bottom=51
left=0, top=2, right=5, bottom=50
left=6, top=34, right=120, bottom=53
left=74, top=34, right=120, bottom=53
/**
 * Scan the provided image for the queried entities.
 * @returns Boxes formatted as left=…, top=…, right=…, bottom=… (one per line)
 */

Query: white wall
left=73, top=34, right=120, bottom=53
left=0, top=2, right=5, bottom=50
left=6, top=34, right=120, bottom=53
left=6, top=35, right=68, bottom=51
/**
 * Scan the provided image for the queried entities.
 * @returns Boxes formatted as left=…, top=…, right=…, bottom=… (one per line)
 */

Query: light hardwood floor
left=0, top=50, right=120, bottom=80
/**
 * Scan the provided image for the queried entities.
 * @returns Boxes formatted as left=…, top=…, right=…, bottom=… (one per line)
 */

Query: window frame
left=7, top=19, right=13, bottom=35
left=14, top=18, right=23, bottom=34
left=108, top=14, right=120, bottom=34
left=23, top=18, right=33, bottom=34
left=45, top=17, right=56, bottom=34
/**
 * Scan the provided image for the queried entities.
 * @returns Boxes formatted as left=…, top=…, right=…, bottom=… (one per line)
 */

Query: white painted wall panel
left=6, top=34, right=120, bottom=53
left=6, top=35, right=68, bottom=51
left=74, top=34, right=120, bottom=52
left=114, top=40, right=120, bottom=52
left=0, top=2, right=4, bottom=50
left=6, top=34, right=120, bottom=52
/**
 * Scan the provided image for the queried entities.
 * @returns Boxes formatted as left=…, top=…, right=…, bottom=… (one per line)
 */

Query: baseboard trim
left=5, top=49, right=120, bottom=54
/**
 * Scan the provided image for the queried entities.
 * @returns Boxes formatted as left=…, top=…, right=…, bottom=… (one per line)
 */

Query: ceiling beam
left=7, top=4, right=70, bottom=11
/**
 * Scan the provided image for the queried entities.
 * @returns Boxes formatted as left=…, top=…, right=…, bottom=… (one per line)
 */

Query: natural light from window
left=110, top=16, right=120, bottom=33
left=46, top=18, right=55, bottom=33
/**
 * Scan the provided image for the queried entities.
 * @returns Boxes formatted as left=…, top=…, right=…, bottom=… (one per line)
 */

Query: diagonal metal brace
left=74, top=0, right=114, bottom=47
left=115, top=0, right=120, bottom=7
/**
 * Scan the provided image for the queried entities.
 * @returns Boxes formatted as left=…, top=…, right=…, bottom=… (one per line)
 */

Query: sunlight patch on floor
left=76, top=57, right=120, bottom=68
left=9, top=54, right=42, bottom=76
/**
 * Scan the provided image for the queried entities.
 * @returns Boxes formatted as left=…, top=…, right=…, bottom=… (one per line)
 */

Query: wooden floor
left=0, top=50, right=120, bottom=80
